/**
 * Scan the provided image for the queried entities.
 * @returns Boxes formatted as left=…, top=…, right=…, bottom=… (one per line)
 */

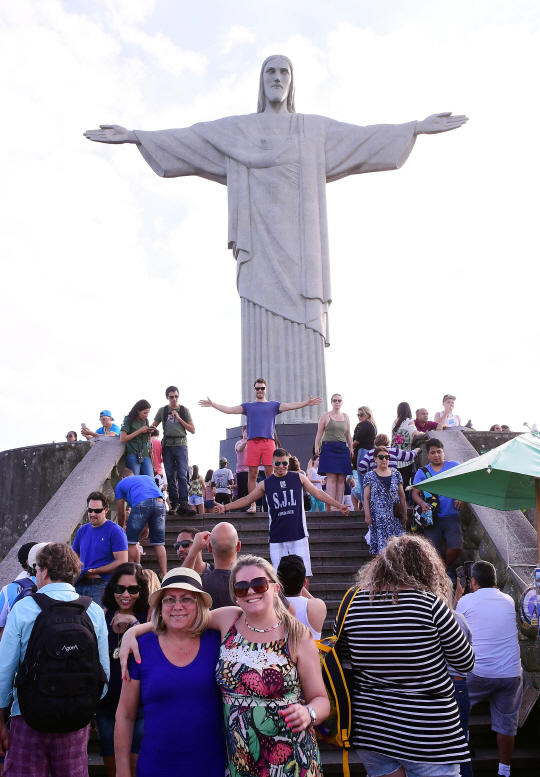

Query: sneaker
left=167, top=505, right=178, bottom=516
left=177, top=503, right=197, bottom=517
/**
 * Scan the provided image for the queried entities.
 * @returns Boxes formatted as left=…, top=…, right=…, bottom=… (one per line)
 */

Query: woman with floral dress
left=364, top=446, right=409, bottom=555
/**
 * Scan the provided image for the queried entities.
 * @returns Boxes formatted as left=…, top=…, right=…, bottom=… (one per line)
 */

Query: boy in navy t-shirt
left=73, top=490, right=128, bottom=606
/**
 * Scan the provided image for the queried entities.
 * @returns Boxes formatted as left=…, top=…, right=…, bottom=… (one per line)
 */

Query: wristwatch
left=306, top=705, right=317, bottom=724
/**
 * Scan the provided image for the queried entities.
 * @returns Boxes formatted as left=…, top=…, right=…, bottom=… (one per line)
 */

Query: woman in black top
left=353, top=406, right=377, bottom=503
left=97, top=563, right=149, bottom=777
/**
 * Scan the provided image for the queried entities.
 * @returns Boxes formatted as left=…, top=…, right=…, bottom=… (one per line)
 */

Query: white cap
left=27, top=542, right=51, bottom=572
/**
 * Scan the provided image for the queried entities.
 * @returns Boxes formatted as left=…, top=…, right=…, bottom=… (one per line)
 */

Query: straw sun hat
left=149, top=567, right=212, bottom=609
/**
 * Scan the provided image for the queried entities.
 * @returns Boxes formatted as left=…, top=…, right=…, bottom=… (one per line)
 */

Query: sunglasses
left=88, top=507, right=106, bottom=514
left=254, top=386, right=266, bottom=391
left=173, top=540, right=193, bottom=550
left=376, top=455, right=390, bottom=461
left=233, top=577, right=270, bottom=598
left=113, top=584, right=140, bottom=595
left=66, top=435, right=76, bottom=439
left=168, top=395, right=179, bottom=399
left=357, top=412, right=365, bottom=417
left=274, top=461, right=289, bottom=467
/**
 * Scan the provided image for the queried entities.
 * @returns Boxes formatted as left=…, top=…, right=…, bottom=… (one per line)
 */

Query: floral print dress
left=216, top=617, right=322, bottom=777
left=364, top=469, right=404, bottom=554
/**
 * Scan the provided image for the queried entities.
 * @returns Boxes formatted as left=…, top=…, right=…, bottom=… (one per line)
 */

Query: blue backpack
left=11, top=577, right=37, bottom=607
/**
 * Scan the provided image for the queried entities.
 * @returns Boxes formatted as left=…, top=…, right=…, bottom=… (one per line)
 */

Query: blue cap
left=100, top=410, right=114, bottom=419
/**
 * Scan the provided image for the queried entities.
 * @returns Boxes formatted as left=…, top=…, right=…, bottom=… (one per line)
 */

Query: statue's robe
left=134, top=114, right=417, bottom=419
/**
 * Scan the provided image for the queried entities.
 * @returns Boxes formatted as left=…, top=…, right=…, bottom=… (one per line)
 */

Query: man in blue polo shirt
left=73, top=491, right=129, bottom=606
left=412, top=438, right=463, bottom=568
left=116, top=469, right=167, bottom=578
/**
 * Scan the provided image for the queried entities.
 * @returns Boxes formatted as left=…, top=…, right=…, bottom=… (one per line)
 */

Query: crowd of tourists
left=0, top=381, right=522, bottom=777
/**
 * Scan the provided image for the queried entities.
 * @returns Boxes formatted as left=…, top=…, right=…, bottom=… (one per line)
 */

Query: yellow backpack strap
left=335, top=585, right=358, bottom=640
left=343, top=749, right=350, bottom=777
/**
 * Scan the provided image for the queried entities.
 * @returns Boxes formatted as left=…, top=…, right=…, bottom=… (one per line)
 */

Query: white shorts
left=270, top=537, right=312, bottom=577
left=343, top=495, right=353, bottom=507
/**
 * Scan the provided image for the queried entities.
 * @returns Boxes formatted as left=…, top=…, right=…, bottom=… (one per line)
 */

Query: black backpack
left=14, top=594, right=107, bottom=733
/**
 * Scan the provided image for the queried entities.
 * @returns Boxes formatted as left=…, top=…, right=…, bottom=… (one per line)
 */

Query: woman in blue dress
left=364, top=446, right=408, bottom=554
left=114, top=568, right=227, bottom=777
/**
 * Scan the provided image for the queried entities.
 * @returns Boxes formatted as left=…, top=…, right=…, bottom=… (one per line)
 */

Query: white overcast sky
left=1, top=0, right=539, bottom=469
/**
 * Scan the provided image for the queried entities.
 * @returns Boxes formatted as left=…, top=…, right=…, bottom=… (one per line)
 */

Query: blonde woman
left=115, top=568, right=226, bottom=777
left=120, top=556, right=329, bottom=777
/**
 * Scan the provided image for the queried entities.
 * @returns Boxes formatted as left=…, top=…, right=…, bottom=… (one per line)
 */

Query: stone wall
left=0, top=441, right=92, bottom=559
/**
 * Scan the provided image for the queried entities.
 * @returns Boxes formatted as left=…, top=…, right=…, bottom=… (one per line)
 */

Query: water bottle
left=423, top=507, right=433, bottom=526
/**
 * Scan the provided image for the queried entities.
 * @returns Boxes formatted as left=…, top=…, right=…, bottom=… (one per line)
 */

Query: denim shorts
left=95, top=706, right=144, bottom=757
left=357, top=749, right=460, bottom=777
left=126, top=498, right=166, bottom=545
left=467, top=672, right=523, bottom=735
left=423, top=514, right=463, bottom=554
left=188, top=495, right=203, bottom=505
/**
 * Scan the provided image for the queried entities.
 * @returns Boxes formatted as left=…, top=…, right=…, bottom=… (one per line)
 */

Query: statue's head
left=257, top=55, right=296, bottom=113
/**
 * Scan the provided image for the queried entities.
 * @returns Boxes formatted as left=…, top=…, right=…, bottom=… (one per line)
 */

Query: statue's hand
left=83, top=124, right=138, bottom=144
left=415, top=113, right=468, bottom=135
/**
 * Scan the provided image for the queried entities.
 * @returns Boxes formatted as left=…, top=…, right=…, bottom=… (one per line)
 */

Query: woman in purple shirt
left=114, top=568, right=226, bottom=777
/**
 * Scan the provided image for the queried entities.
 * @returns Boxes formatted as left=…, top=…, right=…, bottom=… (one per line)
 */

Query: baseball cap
left=219, top=457, right=228, bottom=465
left=442, top=394, right=456, bottom=403
left=27, top=542, right=51, bottom=573
left=100, top=410, right=114, bottom=419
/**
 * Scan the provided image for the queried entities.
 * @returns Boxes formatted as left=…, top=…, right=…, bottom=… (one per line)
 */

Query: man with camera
left=455, top=561, right=522, bottom=777
left=152, top=385, right=196, bottom=516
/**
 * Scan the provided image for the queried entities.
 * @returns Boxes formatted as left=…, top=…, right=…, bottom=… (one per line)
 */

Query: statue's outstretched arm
left=415, top=113, right=468, bottom=135
left=83, top=124, right=138, bottom=144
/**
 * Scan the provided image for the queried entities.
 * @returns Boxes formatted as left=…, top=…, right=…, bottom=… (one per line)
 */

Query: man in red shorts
left=200, top=378, right=320, bottom=510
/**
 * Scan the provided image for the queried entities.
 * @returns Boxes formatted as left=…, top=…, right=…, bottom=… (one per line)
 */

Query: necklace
left=245, top=617, right=283, bottom=634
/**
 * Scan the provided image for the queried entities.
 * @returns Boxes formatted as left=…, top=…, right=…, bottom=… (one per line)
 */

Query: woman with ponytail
left=119, top=554, right=329, bottom=776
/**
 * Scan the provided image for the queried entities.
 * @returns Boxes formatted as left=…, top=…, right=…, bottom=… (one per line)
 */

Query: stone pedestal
left=219, top=422, right=318, bottom=473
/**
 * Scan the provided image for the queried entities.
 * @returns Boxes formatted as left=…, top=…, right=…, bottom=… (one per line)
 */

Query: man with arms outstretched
left=214, top=447, right=348, bottom=582
left=200, top=378, right=321, bottom=510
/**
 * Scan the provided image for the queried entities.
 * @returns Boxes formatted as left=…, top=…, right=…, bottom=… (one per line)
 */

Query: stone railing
left=0, top=436, right=125, bottom=589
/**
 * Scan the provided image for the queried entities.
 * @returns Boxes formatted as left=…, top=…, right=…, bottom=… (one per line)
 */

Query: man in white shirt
left=456, top=561, right=522, bottom=777
left=211, top=457, right=235, bottom=506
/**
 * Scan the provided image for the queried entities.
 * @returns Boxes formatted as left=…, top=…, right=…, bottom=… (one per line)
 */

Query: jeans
left=125, top=453, right=153, bottom=477
left=356, top=448, right=368, bottom=504
left=162, top=445, right=189, bottom=505
left=95, top=706, right=144, bottom=757
left=126, top=498, right=166, bottom=545
left=75, top=578, right=108, bottom=608
left=453, top=677, right=474, bottom=777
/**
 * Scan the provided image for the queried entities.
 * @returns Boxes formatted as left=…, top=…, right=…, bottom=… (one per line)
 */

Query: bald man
left=182, top=524, right=241, bottom=609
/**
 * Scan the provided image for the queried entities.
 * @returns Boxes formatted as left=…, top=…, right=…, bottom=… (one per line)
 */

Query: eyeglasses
left=173, top=540, right=193, bottom=550
left=113, top=584, right=140, bottom=595
left=88, top=507, right=106, bottom=514
left=274, top=461, right=289, bottom=467
left=162, top=595, right=197, bottom=607
left=168, top=394, right=179, bottom=399
left=254, top=386, right=266, bottom=391
left=233, top=577, right=270, bottom=598
left=376, top=455, right=390, bottom=461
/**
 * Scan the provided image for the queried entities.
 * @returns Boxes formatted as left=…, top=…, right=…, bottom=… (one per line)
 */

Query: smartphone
left=456, top=566, right=466, bottom=588
left=463, top=561, right=474, bottom=581
left=81, top=423, right=86, bottom=429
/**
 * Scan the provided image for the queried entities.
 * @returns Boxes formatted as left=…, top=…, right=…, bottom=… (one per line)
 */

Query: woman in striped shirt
left=337, top=534, right=475, bottom=777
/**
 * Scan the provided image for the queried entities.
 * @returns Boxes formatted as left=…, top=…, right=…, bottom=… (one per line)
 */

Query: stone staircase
left=134, top=509, right=540, bottom=776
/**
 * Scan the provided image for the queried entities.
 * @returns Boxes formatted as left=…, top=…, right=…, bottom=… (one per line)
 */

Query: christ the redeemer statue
left=85, top=55, right=467, bottom=423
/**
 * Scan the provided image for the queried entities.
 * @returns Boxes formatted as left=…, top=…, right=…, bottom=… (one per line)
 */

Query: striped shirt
left=357, top=446, right=416, bottom=475
left=336, top=589, right=475, bottom=763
